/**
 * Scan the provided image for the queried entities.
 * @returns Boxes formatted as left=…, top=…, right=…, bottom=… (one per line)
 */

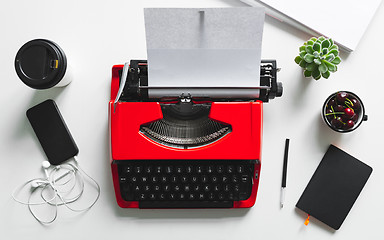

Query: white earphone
left=12, top=157, right=100, bottom=224
left=42, top=161, right=51, bottom=175
left=30, top=161, right=51, bottom=188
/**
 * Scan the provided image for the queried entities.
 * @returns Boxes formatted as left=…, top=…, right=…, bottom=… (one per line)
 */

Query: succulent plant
left=295, top=36, right=341, bottom=80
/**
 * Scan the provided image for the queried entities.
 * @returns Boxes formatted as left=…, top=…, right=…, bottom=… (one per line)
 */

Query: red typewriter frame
left=109, top=64, right=267, bottom=208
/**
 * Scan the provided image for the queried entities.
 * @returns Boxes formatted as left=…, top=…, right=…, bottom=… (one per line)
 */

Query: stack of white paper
left=241, top=0, right=382, bottom=52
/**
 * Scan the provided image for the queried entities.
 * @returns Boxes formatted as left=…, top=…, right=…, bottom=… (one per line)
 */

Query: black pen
left=281, top=138, right=290, bottom=208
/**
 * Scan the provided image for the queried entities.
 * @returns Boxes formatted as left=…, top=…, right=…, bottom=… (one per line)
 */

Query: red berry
left=336, top=92, right=348, bottom=104
left=331, top=117, right=343, bottom=129
left=325, top=108, right=334, bottom=121
left=350, top=98, right=361, bottom=111
left=328, top=99, right=336, bottom=107
left=351, top=114, right=358, bottom=122
left=344, top=120, right=355, bottom=129
left=344, top=108, right=354, bottom=119
left=335, top=105, right=344, bottom=112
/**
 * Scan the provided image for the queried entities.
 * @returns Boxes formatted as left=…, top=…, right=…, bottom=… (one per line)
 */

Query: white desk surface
left=1, top=0, right=383, bottom=239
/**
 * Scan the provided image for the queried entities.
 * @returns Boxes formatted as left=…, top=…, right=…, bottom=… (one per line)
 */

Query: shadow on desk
left=13, top=87, right=66, bottom=137
left=316, top=114, right=343, bottom=147
left=11, top=87, right=67, bottom=161
left=111, top=205, right=250, bottom=220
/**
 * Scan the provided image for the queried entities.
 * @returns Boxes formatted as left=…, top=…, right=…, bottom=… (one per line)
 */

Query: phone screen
left=26, top=99, right=79, bottom=165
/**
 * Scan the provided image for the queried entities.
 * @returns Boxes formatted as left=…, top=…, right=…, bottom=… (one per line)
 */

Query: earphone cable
left=12, top=157, right=100, bottom=224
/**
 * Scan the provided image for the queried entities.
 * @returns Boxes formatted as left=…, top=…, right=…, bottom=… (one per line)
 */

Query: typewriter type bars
left=109, top=60, right=282, bottom=208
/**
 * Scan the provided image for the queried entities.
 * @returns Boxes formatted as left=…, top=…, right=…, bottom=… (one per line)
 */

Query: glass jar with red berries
left=322, top=91, right=368, bottom=132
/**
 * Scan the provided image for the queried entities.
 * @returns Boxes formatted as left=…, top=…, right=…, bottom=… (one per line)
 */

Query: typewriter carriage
left=111, top=60, right=282, bottom=150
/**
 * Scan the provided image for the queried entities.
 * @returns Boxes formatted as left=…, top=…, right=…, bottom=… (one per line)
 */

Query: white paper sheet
left=144, top=8, right=265, bottom=98
left=241, top=0, right=382, bottom=52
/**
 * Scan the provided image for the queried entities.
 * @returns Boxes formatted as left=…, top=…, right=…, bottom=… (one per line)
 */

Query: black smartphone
left=26, top=99, right=79, bottom=165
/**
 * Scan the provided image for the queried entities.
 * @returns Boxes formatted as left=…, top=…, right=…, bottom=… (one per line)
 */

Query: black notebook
left=296, top=145, right=372, bottom=230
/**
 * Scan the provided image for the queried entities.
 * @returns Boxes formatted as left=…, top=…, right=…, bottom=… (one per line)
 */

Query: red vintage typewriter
left=109, top=60, right=282, bottom=208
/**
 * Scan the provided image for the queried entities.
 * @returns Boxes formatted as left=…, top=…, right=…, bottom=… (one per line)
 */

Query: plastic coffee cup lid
left=15, top=39, right=67, bottom=89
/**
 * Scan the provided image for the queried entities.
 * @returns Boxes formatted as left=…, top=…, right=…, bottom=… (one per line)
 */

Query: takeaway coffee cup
left=15, top=39, right=72, bottom=89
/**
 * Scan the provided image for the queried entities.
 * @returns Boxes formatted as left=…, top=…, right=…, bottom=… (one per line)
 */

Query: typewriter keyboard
left=116, top=160, right=257, bottom=208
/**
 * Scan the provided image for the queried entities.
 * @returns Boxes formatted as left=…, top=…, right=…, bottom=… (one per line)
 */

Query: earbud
left=42, top=161, right=51, bottom=179
left=31, top=180, right=48, bottom=188
left=31, top=180, right=41, bottom=188
left=30, top=161, right=51, bottom=188
left=42, top=161, right=50, bottom=169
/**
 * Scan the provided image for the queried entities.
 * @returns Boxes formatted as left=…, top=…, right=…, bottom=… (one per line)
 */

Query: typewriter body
left=109, top=60, right=282, bottom=208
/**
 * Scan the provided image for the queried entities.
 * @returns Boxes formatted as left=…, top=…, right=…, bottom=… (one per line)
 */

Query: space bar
left=139, top=201, right=233, bottom=208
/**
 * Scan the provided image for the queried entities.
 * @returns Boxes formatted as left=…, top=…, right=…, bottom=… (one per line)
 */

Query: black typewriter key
left=237, top=165, right=244, bottom=173
left=144, top=185, right=150, bottom=192
left=196, top=166, right=203, bottom=174
left=124, top=166, right=133, bottom=174
left=212, top=176, right=218, bottom=183
left=149, top=194, right=156, bottom=200
left=201, top=175, right=208, bottom=183
left=181, top=176, right=188, bottom=183
left=239, top=192, right=249, bottom=200
left=176, top=166, right=183, bottom=173
left=130, top=176, right=138, bottom=183
left=191, top=175, right=198, bottom=183
left=241, top=175, right=250, bottom=183
left=234, top=184, right=240, bottom=192
left=139, top=193, right=146, bottom=200
left=227, top=165, right=234, bottom=173
left=188, top=193, right=195, bottom=200
left=207, top=166, right=213, bottom=173
left=161, top=176, right=167, bottom=183
left=163, top=185, right=171, bottom=192
left=141, top=176, right=148, bottom=182
left=193, top=185, right=200, bottom=191
left=203, top=184, right=211, bottom=192
left=208, top=193, right=215, bottom=200
left=145, top=166, right=152, bottom=173
left=199, top=193, right=205, bottom=200
left=179, top=193, right=186, bottom=200
left=135, top=166, right=142, bottom=174
left=216, top=165, right=224, bottom=173
left=155, top=166, right=162, bottom=173
left=213, top=185, right=220, bottom=192
left=228, top=193, right=234, bottom=200
left=218, top=193, right=225, bottom=200
left=171, top=175, right=177, bottom=183
left=165, top=166, right=173, bottom=174
left=174, top=185, right=181, bottom=192
left=184, top=185, right=191, bottom=192
left=222, top=175, right=228, bottom=183
left=159, top=193, right=166, bottom=200
left=186, top=166, right=193, bottom=173
left=169, top=193, right=175, bottom=200
left=121, top=183, right=131, bottom=192
left=119, top=176, right=127, bottom=183
left=154, top=185, right=161, bottom=191
left=224, top=184, right=231, bottom=192
left=134, top=185, right=140, bottom=191
left=151, top=176, right=158, bottom=183
left=232, top=175, right=239, bottom=183
left=121, top=184, right=134, bottom=201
